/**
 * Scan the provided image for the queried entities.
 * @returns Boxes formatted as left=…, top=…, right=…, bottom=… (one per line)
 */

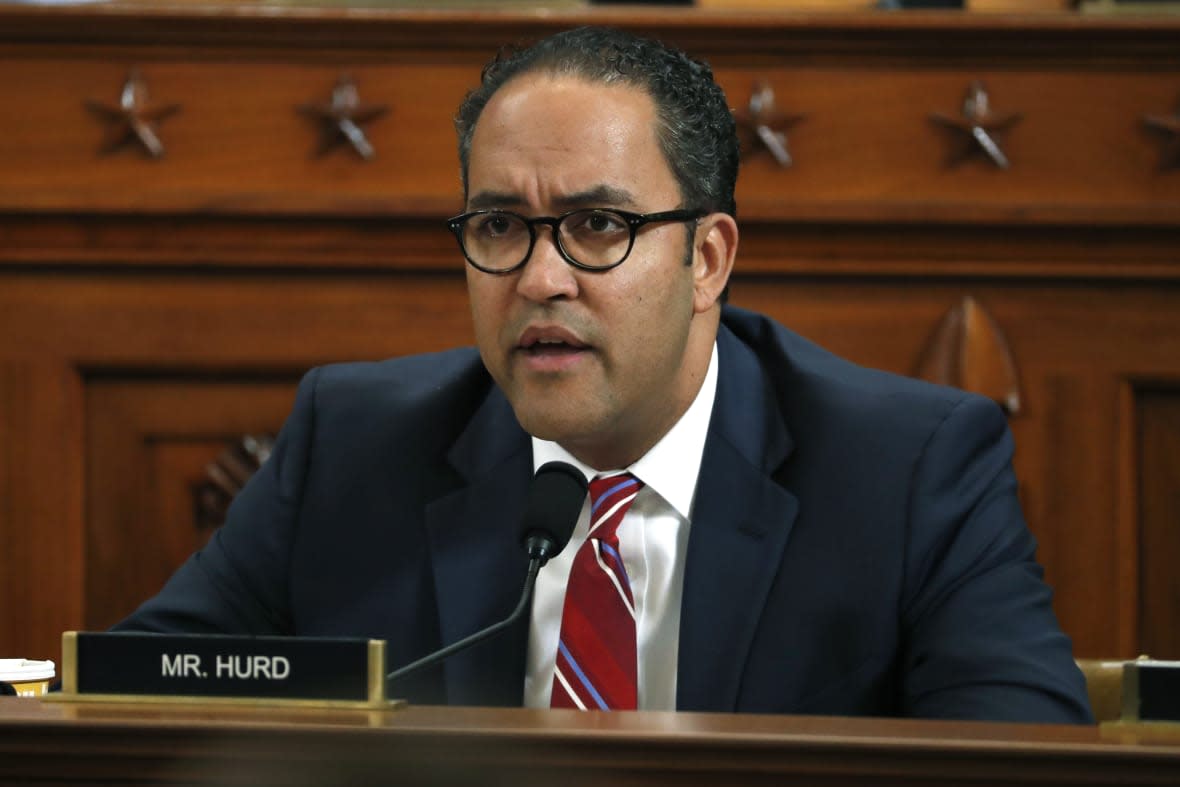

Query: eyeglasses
left=447, top=208, right=705, bottom=274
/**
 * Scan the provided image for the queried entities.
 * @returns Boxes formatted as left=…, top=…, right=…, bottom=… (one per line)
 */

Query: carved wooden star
left=734, top=80, right=805, bottom=168
left=1143, top=98, right=1180, bottom=171
left=85, top=70, right=181, bottom=159
left=298, top=76, right=388, bottom=161
left=929, top=81, right=1022, bottom=170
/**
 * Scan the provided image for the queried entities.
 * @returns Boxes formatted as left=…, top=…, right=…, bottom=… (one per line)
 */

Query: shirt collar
left=532, top=340, right=719, bottom=521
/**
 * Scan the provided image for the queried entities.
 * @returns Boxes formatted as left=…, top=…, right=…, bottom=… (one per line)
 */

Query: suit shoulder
left=311, top=347, right=486, bottom=399
left=296, top=347, right=493, bottom=434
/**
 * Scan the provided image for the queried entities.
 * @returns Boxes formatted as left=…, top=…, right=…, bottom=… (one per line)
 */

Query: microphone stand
left=383, top=459, right=585, bottom=688
left=386, top=558, right=542, bottom=683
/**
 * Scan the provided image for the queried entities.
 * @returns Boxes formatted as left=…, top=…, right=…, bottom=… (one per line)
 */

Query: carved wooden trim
left=915, top=295, right=1022, bottom=415
left=193, top=434, right=274, bottom=531
left=1143, top=96, right=1180, bottom=172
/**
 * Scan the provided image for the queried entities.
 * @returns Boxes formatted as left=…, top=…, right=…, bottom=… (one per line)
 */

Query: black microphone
left=385, top=461, right=587, bottom=685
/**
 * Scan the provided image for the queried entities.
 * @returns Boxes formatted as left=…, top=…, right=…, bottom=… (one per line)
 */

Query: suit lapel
left=424, top=387, right=533, bottom=706
left=677, top=325, right=798, bottom=712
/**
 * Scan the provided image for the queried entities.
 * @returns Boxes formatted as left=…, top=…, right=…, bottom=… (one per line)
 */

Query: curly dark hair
left=455, top=26, right=739, bottom=218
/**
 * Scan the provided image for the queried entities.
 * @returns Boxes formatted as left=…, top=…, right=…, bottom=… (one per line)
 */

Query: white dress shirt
left=523, top=342, right=719, bottom=710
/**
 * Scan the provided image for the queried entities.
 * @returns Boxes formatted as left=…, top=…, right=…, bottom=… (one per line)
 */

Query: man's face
left=464, top=73, right=719, bottom=470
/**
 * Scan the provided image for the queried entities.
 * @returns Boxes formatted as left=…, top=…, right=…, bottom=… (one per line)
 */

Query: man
left=116, top=27, right=1092, bottom=722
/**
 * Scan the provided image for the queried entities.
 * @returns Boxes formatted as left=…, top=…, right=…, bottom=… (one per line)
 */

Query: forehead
left=467, top=73, right=678, bottom=208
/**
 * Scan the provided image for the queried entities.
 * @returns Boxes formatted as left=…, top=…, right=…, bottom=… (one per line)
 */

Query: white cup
left=0, top=659, right=56, bottom=697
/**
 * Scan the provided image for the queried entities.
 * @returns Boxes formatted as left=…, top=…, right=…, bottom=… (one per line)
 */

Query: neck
left=563, top=322, right=718, bottom=472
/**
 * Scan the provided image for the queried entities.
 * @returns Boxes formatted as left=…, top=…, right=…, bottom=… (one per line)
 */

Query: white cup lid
left=0, top=659, right=55, bottom=682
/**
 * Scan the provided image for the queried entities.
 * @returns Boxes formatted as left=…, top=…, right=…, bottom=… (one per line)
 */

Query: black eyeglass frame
left=446, top=207, right=706, bottom=274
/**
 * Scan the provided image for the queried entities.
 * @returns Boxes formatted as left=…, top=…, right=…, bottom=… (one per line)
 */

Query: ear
left=691, top=212, right=739, bottom=315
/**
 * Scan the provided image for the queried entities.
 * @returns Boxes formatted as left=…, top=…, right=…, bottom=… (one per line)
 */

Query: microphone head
left=520, top=461, right=588, bottom=565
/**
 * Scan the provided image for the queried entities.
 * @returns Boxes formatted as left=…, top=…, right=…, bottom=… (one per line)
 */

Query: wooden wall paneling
left=0, top=362, right=85, bottom=662
left=0, top=268, right=477, bottom=661
left=1137, top=388, right=1180, bottom=660
left=0, top=215, right=457, bottom=270
left=735, top=222, right=1180, bottom=280
left=1034, top=371, right=1123, bottom=653
left=720, top=68, right=1180, bottom=224
left=0, top=271, right=476, bottom=367
left=84, top=376, right=298, bottom=631
left=0, top=56, right=477, bottom=216
left=1116, top=380, right=1140, bottom=657
left=971, top=285, right=1180, bottom=658
left=1, top=10, right=1176, bottom=226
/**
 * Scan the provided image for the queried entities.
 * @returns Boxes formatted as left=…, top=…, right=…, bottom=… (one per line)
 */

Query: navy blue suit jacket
left=117, top=306, right=1092, bottom=722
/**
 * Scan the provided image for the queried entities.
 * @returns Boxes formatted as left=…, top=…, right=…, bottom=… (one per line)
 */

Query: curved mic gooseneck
left=385, top=461, right=587, bottom=684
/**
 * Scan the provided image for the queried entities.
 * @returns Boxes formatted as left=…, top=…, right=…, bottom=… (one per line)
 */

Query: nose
left=515, top=225, right=579, bottom=302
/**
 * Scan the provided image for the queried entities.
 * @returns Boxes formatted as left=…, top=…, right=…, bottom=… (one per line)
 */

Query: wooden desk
left=1, top=697, right=1179, bottom=785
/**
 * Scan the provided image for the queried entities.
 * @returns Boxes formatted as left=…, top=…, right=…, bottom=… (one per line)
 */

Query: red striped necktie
left=550, top=472, right=643, bottom=711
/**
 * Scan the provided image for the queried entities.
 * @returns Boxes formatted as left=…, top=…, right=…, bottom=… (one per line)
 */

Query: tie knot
left=588, top=473, right=643, bottom=541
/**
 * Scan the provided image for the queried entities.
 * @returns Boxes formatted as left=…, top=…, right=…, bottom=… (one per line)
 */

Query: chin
left=514, top=406, right=599, bottom=448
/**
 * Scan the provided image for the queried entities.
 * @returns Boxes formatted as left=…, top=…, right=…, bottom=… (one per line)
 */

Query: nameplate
left=1123, top=659, right=1180, bottom=722
left=55, top=631, right=396, bottom=709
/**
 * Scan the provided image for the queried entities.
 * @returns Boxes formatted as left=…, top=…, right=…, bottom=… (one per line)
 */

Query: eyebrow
left=467, top=184, right=638, bottom=212
left=466, top=191, right=524, bottom=211
left=554, top=186, right=637, bottom=210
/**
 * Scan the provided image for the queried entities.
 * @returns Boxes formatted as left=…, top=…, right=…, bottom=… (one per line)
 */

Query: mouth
left=515, top=326, right=592, bottom=371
